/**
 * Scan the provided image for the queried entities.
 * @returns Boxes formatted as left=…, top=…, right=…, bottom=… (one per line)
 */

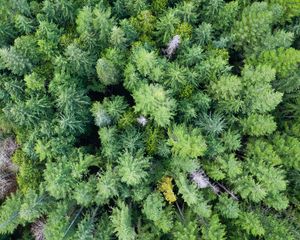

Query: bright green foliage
left=142, top=192, right=173, bottom=233
left=0, top=0, right=299, bottom=239
left=201, top=214, right=226, bottom=240
left=234, top=139, right=289, bottom=210
left=152, top=0, right=168, bottom=13
left=0, top=192, right=22, bottom=234
left=133, top=84, right=176, bottom=127
left=269, top=0, right=300, bottom=20
left=176, top=174, right=199, bottom=206
left=210, top=75, right=242, bottom=101
left=241, top=64, right=283, bottom=114
left=272, top=133, right=300, bottom=170
left=216, top=194, right=240, bottom=219
left=110, top=202, right=136, bottom=240
left=156, top=10, right=180, bottom=44
left=19, top=189, right=48, bottom=222
left=172, top=219, right=198, bottom=240
left=73, top=177, right=97, bottom=207
left=196, top=48, right=231, bottom=83
left=110, top=26, right=127, bottom=47
left=92, top=96, right=127, bottom=128
left=12, top=150, right=41, bottom=193
left=231, top=2, right=277, bottom=54
left=207, top=153, right=242, bottom=181
left=175, top=174, right=212, bottom=218
left=168, top=124, right=207, bottom=158
left=117, top=150, right=150, bottom=186
left=96, top=58, right=120, bottom=86
left=221, top=130, right=241, bottom=152
left=24, top=72, right=46, bottom=92
left=131, top=10, right=156, bottom=36
left=246, top=139, right=282, bottom=166
left=210, top=74, right=243, bottom=113
left=44, top=159, right=76, bottom=199
left=132, top=47, right=158, bottom=77
left=96, top=166, right=119, bottom=205
left=241, top=114, right=277, bottom=136
left=43, top=202, right=72, bottom=240
left=253, top=47, right=300, bottom=92
left=35, top=20, right=61, bottom=58
left=234, top=175, right=268, bottom=203
left=72, top=212, right=97, bottom=240
left=237, top=211, right=265, bottom=237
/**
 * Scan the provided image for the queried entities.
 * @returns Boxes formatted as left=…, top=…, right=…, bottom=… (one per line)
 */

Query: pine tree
left=176, top=173, right=212, bottom=218
left=35, top=20, right=61, bottom=58
left=44, top=157, right=76, bottom=199
left=73, top=177, right=97, bottom=207
left=71, top=208, right=99, bottom=240
left=0, top=0, right=299, bottom=239
left=252, top=47, right=300, bottom=92
left=133, top=83, right=176, bottom=127
left=117, top=150, right=150, bottom=186
left=96, top=58, right=120, bottom=86
left=142, top=192, right=173, bottom=233
left=43, top=202, right=74, bottom=240
left=96, top=166, right=119, bottom=205
left=231, top=2, right=275, bottom=54
left=3, top=95, right=52, bottom=128
left=241, top=64, right=283, bottom=114
left=0, top=192, right=22, bottom=234
left=236, top=211, right=265, bottom=237
left=14, top=14, right=35, bottom=34
left=19, top=189, right=48, bottom=222
left=272, top=133, right=300, bottom=170
left=201, top=214, right=226, bottom=240
left=168, top=124, right=207, bottom=158
left=132, top=47, right=158, bottom=77
left=110, top=201, right=136, bottom=240
left=0, top=47, right=32, bottom=75
left=215, top=194, right=240, bottom=219
left=240, top=114, right=277, bottom=136
left=64, top=43, right=94, bottom=76
left=156, top=10, right=180, bottom=44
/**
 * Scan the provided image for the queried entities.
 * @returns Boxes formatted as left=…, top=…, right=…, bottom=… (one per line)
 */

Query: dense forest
left=0, top=0, right=300, bottom=239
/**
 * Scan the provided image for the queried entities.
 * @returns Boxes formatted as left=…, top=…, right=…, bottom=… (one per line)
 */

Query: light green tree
left=133, top=84, right=176, bottom=127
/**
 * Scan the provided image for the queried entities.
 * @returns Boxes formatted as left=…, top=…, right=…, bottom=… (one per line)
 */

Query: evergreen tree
left=142, top=192, right=173, bottom=233
left=110, top=201, right=136, bottom=240
left=168, top=124, right=207, bottom=159
left=133, top=83, right=176, bottom=127
left=117, top=150, right=150, bottom=186
left=0, top=0, right=299, bottom=239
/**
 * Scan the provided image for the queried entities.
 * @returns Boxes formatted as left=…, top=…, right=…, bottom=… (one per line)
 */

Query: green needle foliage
left=133, top=83, right=176, bottom=127
left=0, top=0, right=299, bottom=239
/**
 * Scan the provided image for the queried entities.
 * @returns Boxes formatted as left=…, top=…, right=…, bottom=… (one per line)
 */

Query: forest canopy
left=0, top=0, right=300, bottom=239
